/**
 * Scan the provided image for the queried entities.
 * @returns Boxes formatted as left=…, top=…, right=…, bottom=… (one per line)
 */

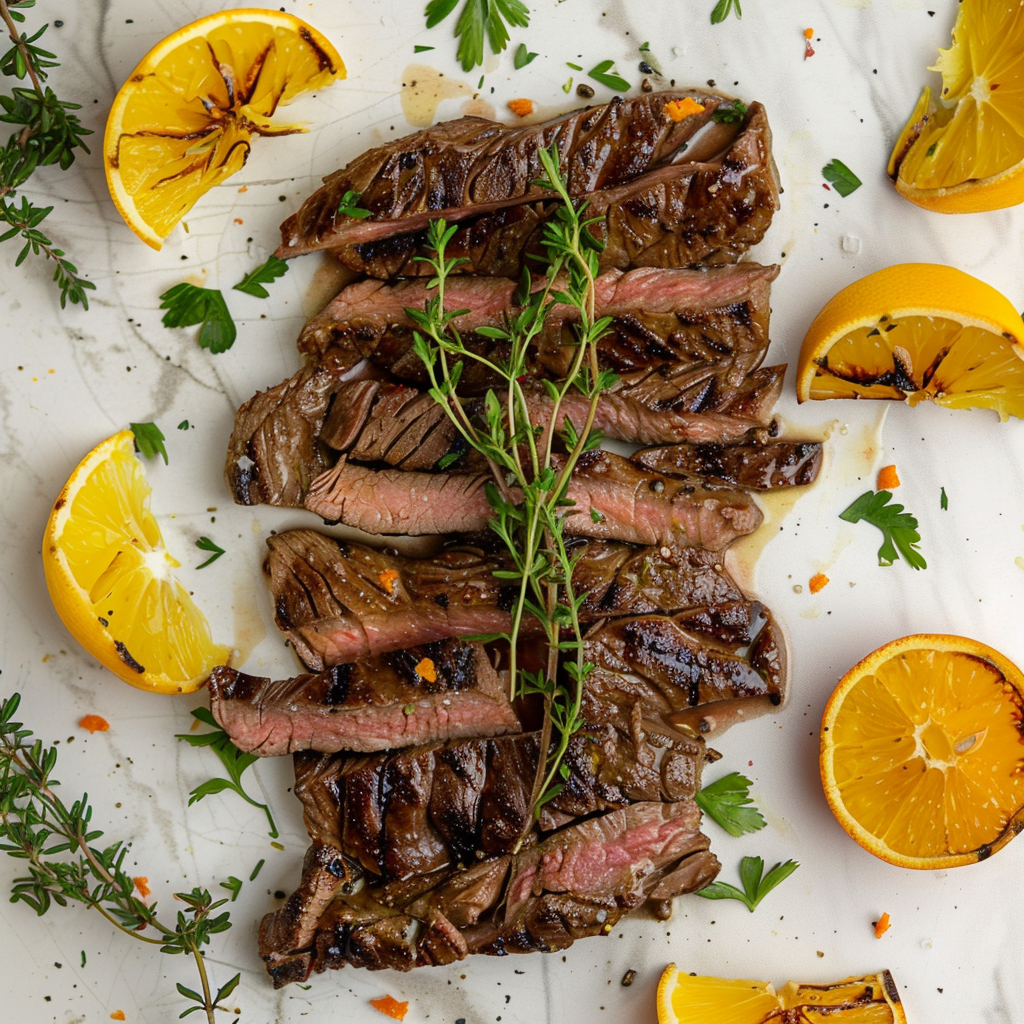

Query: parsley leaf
left=424, top=0, right=530, bottom=72
left=588, top=59, right=630, bottom=92
left=336, top=189, right=372, bottom=219
left=822, top=159, right=862, bottom=197
left=175, top=707, right=278, bottom=838
left=712, top=99, right=748, bottom=125
left=697, top=856, right=798, bottom=912
left=711, top=0, right=742, bottom=23
left=159, top=283, right=236, bottom=353
left=232, top=255, right=289, bottom=299
left=514, top=42, right=537, bottom=69
left=840, top=490, right=926, bottom=570
left=195, top=536, right=225, bottom=569
left=695, top=772, right=766, bottom=837
left=130, top=422, right=167, bottom=465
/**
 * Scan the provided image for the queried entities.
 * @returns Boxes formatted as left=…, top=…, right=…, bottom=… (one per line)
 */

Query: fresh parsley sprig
left=840, top=489, right=926, bottom=570
left=424, top=0, right=530, bottom=72
left=233, top=254, right=289, bottom=298
left=695, top=772, right=767, bottom=837
left=0, top=0, right=94, bottom=307
left=0, top=692, right=239, bottom=1024
left=130, top=421, right=168, bottom=465
left=159, top=283, right=237, bottom=353
left=409, top=143, right=614, bottom=835
left=697, top=855, right=799, bottom=912
left=176, top=707, right=278, bottom=838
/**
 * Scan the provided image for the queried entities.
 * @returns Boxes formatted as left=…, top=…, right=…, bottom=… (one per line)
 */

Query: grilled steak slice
left=277, top=91, right=726, bottom=260
left=292, top=728, right=706, bottom=882
left=633, top=437, right=824, bottom=490
left=207, top=641, right=520, bottom=756
left=314, top=102, right=777, bottom=278
left=303, top=450, right=762, bottom=547
left=264, top=530, right=512, bottom=669
left=583, top=606, right=787, bottom=739
left=267, top=529, right=745, bottom=669
left=259, top=800, right=718, bottom=981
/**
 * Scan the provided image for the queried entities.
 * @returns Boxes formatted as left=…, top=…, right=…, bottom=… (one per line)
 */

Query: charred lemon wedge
left=795, top=263, right=1024, bottom=421
left=42, top=430, right=231, bottom=694
left=104, top=9, right=344, bottom=248
left=656, top=965, right=908, bottom=1024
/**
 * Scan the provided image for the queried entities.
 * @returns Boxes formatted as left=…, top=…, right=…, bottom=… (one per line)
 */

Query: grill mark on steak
left=307, top=103, right=776, bottom=279
left=207, top=641, right=520, bottom=757
left=259, top=799, right=718, bottom=981
left=277, top=92, right=728, bottom=260
left=302, top=450, right=763, bottom=548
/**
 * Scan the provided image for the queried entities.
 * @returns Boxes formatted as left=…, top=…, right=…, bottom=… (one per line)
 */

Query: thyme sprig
left=0, top=693, right=239, bottom=1023
left=0, top=0, right=93, bottom=308
left=409, top=144, right=615, bottom=832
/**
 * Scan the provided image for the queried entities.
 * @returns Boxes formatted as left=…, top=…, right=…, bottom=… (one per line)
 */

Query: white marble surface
left=2, top=1, right=1024, bottom=1021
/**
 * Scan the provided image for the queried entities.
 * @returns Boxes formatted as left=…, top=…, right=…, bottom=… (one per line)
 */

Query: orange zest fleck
left=378, top=569, right=399, bottom=594
left=415, top=657, right=437, bottom=683
left=664, top=97, right=705, bottom=122
left=79, top=714, right=110, bottom=733
left=507, top=98, right=534, bottom=118
left=874, top=911, right=891, bottom=938
left=804, top=27, right=814, bottom=38
left=809, top=573, right=830, bottom=594
left=369, top=995, right=409, bottom=1021
left=133, top=876, right=151, bottom=898
left=110, top=1013, right=126, bottom=1022
left=233, top=217, right=244, bottom=224
left=237, top=185, right=248, bottom=193
left=877, top=464, right=901, bottom=490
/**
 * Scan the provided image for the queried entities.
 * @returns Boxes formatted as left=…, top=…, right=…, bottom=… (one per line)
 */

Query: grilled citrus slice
left=42, top=430, right=231, bottom=694
left=820, top=634, right=1024, bottom=870
left=656, top=965, right=907, bottom=1024
left=795, top=263, right=1024, bottom=421
left=888, top=2, right=1024, bottom=213
left=104, top=9, right=345, bottom=248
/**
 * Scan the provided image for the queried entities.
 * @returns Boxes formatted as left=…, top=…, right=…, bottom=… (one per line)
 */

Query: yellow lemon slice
left=795, top=263, right=1024, bottom=421
left=656, top=965, right=908, bottom=1024
left=820, top=634, right=1024, bottom=870
left=42, top=430, right=231, bottom=694
left=104, top=9, right=345, bottom=248
left=888, top=2, right=1024, bottom=212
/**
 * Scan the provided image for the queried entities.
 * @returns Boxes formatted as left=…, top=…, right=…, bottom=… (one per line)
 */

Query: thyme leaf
left=710, top=0, right=742, bottom=23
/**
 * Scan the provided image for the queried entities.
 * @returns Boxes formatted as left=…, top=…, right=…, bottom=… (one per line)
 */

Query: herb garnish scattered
left=0, top=0, right=94, bottom=308
left=587, top=59, right=630, bottom=92
left=0, top=693, right=239, bottom=1023
left=513, top=42, right=537, bottom=69
left=233, top=254, right=289, bottom=298
left=840, top=490, right=926, bottom=569
left=176, top=707, right=279, bottom=838
left=711, top=0, right=743, bottom=23
left=336, top=188, right=371, bottom=220
left=410, top=144, right=617, bottom=833
left=424, top=0, right=530, bottom=72
left=697, top=856, right=799, bottom=912
left=159, top=283, right=237, bottom=353
left=822, top=158, right=862, bottom=197
left=940, top=486, right=948, bottom=510
left=413, top=44, right=434, bottom=53
left=219, top=876, right=243, bottom=902
left=712, top=99, right=748, bottom=125
left=696, top=772, right=767, bottom=837
left=195, top=536, right=225, bottom=569
left=178, top=419, right=190, bottom=430
left=130, top=421, right=168, bottom=465
left=249, top=858, right=265, bottom=881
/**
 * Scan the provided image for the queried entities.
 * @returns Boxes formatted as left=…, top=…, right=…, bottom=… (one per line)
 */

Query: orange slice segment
left=795, top=263, right=1024, bottom=421
left=42, top=430, right=231, bottom=694
left=656, top=965, right=908, bottom=1024
left=104, top=9, right=344, bottom=248
left=820, top=634, right=1024, bottom=869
